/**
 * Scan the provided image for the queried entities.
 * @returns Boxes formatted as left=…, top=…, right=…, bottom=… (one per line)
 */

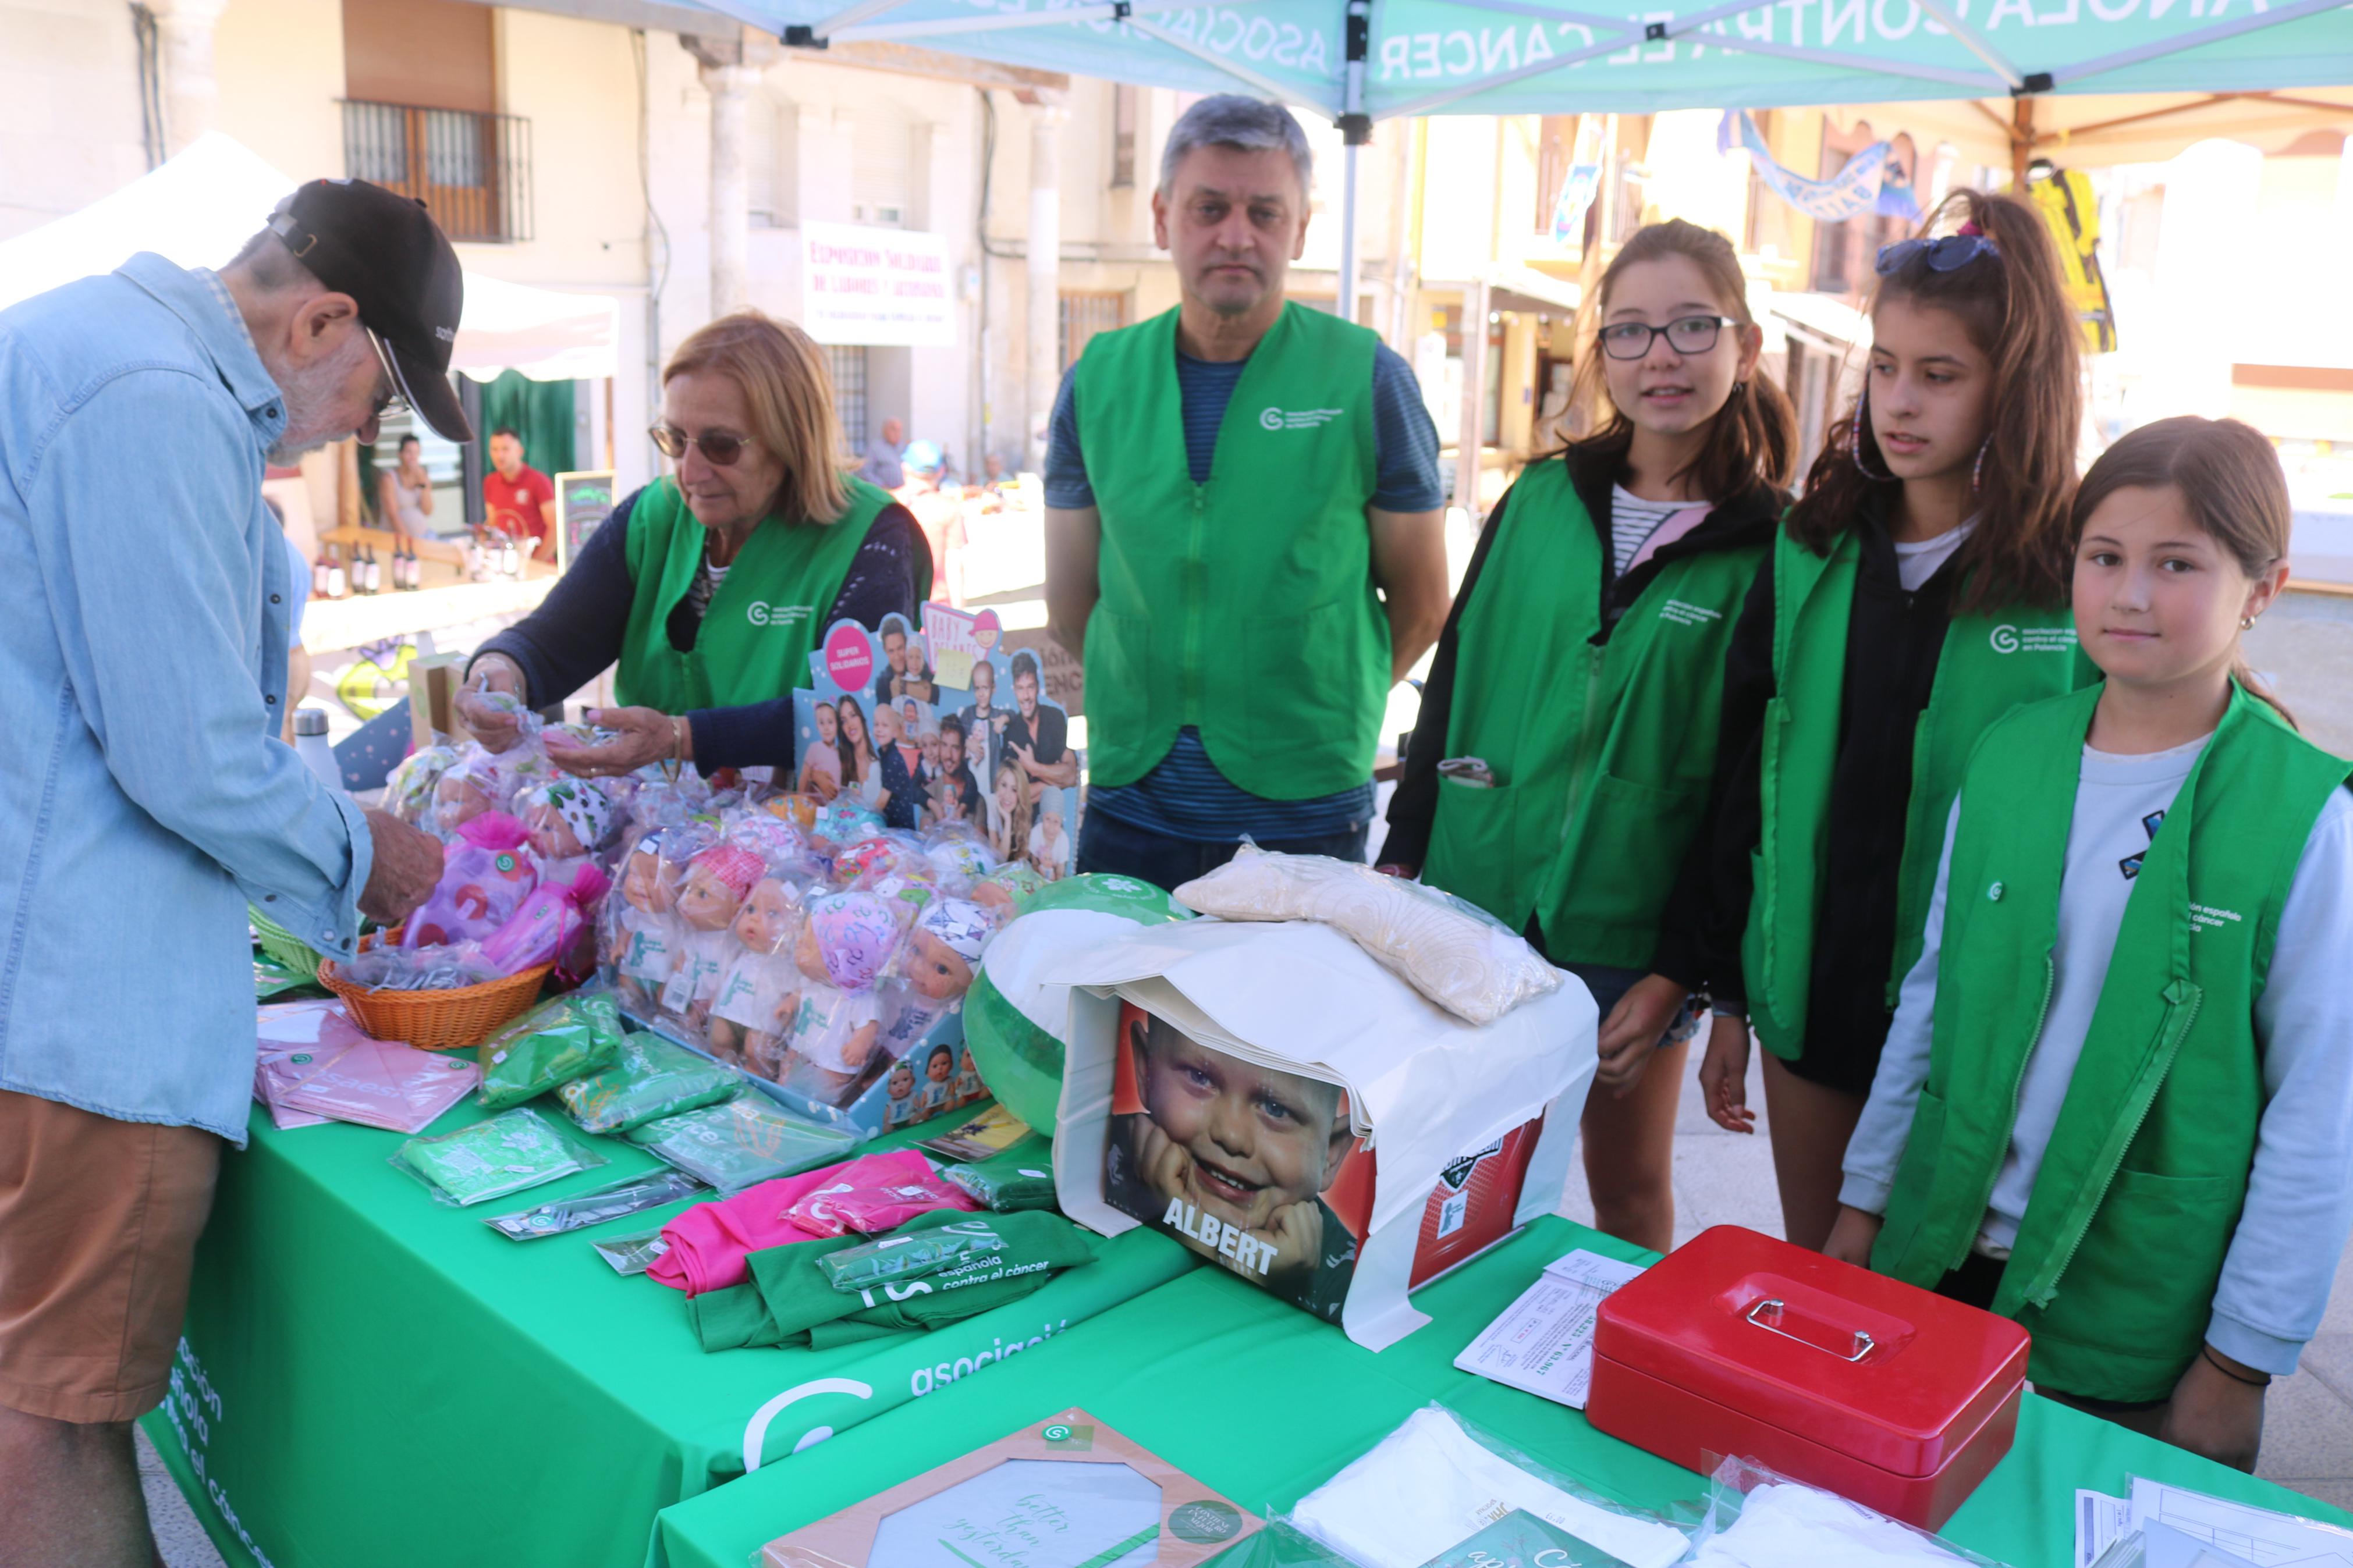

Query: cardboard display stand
left=758, top=1407, right=1260, bottom=1567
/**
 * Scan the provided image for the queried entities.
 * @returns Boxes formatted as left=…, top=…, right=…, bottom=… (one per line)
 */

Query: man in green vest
left=1044, top=95, right=1452, bottom=891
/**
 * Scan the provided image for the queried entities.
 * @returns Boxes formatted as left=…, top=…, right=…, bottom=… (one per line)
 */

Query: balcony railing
left=341, top=100, right=532, bottom=244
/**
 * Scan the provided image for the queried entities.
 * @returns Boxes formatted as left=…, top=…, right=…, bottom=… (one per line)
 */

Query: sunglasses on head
left=365, top=327, right=409, bottom=422
left=650, top=424, right=754, bottom=466
left=1876, top=233, right=1999, bottom=276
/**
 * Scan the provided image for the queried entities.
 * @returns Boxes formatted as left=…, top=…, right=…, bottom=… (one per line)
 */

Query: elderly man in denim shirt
left=0, top=180, right=460, bottom=1566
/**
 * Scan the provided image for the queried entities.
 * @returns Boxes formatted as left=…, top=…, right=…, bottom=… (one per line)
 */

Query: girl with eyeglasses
left=1380, top=220, right=1798, bottom=1253
left=1667, top=189, right=2095, bottom=1253
left=453, top=311, right=931, bottom=783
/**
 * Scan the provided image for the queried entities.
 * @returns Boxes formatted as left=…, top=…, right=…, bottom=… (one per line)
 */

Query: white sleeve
left=1839, top=797, right=1961, bottom=1215
left=2207, top=787, right=2353, bottom=1376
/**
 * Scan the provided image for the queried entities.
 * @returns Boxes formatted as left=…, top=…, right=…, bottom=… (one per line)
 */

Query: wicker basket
left=318, top=931, right=553, bottom=1050
left=250, top=906, right=324, bottom=982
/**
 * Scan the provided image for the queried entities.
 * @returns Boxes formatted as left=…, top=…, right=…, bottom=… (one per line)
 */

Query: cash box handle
left=1747, top=1297, right=1875, bottom=1362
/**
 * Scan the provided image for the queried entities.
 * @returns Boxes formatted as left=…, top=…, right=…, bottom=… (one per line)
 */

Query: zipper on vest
left=1964, top=952, right=2053, bottom=1276
left=1184, top=482, right=1207, bottom=719
left=2024, top=984, right=2205, bottom=1310
left=1560, top=645, right=1608, bottom=832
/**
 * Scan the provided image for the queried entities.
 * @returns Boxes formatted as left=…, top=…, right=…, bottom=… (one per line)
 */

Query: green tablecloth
left=650, top=1216, right=2351, bottom=1568
left=138, top=1093, right=1191, bottom=1568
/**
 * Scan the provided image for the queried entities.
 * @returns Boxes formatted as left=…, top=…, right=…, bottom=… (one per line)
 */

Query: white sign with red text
left=800, top=222, right=955, bottom=349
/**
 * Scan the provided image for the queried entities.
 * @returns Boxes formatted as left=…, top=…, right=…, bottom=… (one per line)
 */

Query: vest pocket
left=1427, top=775, right=1521, bottom=924
left=2033, top=1165, right=2235, bottom=1393
left=1567, top=772, right=1707, bottom=934
left=1245, top=600, right=1365, bottom=774
left=1087, top=609, right=1151, bottom=757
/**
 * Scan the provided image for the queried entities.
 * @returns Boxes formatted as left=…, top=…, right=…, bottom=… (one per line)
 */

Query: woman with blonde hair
left=456, top=310, right=929, bottom=776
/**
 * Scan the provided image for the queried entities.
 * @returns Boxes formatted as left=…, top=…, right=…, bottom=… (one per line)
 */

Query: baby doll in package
left=604, top=829, right=696, bottom=1016
left=654, top=844, right=765, bottom=1044
left=704, top=870, right=807, bottom=1075
left=875, top=897, right=996, bottom=1066
left=776, top=890, right=900, bottom=1105
left=521, top=778, right=617, bottom=884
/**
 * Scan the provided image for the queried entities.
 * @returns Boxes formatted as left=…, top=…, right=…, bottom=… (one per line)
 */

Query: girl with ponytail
left=1668, top=189, right=2098, bottom=1251
left=1382, top=219, right=1797, bottom=1252
left=1827, top=417, right=2353, bottom=1466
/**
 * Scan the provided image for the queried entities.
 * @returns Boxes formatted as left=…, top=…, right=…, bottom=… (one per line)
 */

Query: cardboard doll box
left=1049, top=918, right=1598, bottom=1351
left=757, top=1407, right=1261, bottom=1567
left=1587, top=1225, right=2029, bottom=1530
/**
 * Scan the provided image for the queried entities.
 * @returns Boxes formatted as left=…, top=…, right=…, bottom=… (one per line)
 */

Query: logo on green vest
left=1989, top=623, right=2078, bottom=655
left=1659, top=599, right=1724, bottom=627
left=1258, top=406, right=1343, bottom=431
left=747, top=602, right=813, bottom=628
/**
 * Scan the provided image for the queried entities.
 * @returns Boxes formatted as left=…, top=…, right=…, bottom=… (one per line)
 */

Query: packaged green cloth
left=1418, top=1512, right=1634, bottom=1567
left=392, top=1107, right=608, bottom=1208
left=688, top=1209, right=1098, bottom=1353
left=478, top=993, right=626, bottom=1109
left=940, top=1135, right=1059, bottom=1213
left=802, top=1271, right=1052, bottom=1349
left=626, top=1097, right=856, bottom=1191
left=557, top=1033, right=740, bottom=1135
left=592, top=1228, right=671, bottom=1277
left=817, top=1218, right=1009, bottom=1291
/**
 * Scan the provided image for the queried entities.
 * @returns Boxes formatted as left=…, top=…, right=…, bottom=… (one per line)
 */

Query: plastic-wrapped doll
left=809, top=801, right=885, bottom=865
left=384, top=742, right=459, bottom=828
left=604, top=832, right=686, bottom=1016
left=400, top=812, right=541, bottom=948
left=778, top=891, right=900, bottom=1105
left=707, top=874, right=806, bottom=1075
left=660, top=844, right=764, bottom=1039
left=882, top=1060, right=920, bottom=1129
left=922, top=830, right=999, bottom=894
left=878, top=897, right=994, bottom=1062
left=832, top=830, right=923, bottom=890
left=431, top=749, right=508, bottom=839
left=521, top=778, right=616, bottom=884
left=469, top=863, right=612, bottom=976
left=970, top=860, right=1048, bottom=915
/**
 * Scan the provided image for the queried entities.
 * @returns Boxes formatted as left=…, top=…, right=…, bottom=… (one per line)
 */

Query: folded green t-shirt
left=940, top=1135, right=1060, bottom=1213
left=688, top=1210, right=1098, bottom=1353
left=559, top=1033, right=739, bottom=1135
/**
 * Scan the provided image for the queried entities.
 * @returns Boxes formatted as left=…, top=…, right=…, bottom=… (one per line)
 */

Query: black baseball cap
left=267, top=179, right=473, bottom=443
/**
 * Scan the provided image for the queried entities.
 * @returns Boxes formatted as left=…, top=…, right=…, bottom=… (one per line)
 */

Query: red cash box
left=1587, top=1225, right=2028, bottom=1530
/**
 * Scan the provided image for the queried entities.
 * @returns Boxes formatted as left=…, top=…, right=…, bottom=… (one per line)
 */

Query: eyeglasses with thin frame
left=1597, top=315, right=1738, bottom=361
left=650, top=425, right=755, bottom=467
left=364, top=327, right=409, bottom=422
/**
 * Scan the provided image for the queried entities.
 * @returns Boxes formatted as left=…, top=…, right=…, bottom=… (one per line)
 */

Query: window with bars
left=828, top=346, right=869, bottom=454
left=1058, top=291, right=1128, bottom=372
left=1112, top=85, right=1138, bottom=189
left=342, top=101, right=532, bottom=243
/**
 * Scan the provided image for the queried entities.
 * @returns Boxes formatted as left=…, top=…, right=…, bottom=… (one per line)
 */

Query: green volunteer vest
left=1074, top=303, right=1387, bottom=800
left=1419, top=461, right=1765, bottom=966
left=616, top=475, right=902, bottom=713
left=1875, top=684, right=2348, bottom=1400
left=1742, top=528, right=2091, bottom=1058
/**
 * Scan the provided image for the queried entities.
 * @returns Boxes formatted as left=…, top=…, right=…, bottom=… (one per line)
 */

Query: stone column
left=702, top=62, right=757, bottom=318
left=1025, top=96, right=1068, bottom=471
left=150, top=0, right=229, bottom=157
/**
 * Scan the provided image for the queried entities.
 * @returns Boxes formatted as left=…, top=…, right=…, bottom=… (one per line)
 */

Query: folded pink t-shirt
left=648, top=1148, right=970, bottom=1296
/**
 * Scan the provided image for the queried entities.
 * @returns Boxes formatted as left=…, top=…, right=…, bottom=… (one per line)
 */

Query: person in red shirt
left=482, top=425, right=556, bottom=556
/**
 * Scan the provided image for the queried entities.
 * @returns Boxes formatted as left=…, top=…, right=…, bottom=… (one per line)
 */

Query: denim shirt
left=0, top=254, right=374, bottom=1144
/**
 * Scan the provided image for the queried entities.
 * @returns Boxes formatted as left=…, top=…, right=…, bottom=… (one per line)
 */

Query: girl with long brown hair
left=1674, top=189, right=2097, bottom=1251
left=1827, top=417, right=2353, bottom=1470
left=1382, top=219, right=1797, bottom=1251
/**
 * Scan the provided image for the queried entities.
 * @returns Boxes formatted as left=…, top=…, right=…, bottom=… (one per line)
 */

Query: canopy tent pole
left=1337, top=0, right=1371, bottom=326
left=2050, top=0, right=2353, bottom=88
left=2012, top=97, right=2033, bottom=187
left=829, top=0, right=1266, bottom=45
left=1910, top=0, right=2027, bottom=90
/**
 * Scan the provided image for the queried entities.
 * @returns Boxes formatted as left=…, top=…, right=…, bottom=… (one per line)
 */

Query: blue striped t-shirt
left=1045, top=339, right=1444, bottom=842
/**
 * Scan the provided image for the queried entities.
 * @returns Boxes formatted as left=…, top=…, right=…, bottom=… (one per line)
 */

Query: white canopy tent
left=0, top=133, right=619, bottom=382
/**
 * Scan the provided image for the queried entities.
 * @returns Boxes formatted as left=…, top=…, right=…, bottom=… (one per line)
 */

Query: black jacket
left=1382, top=443, right=1784, bottom=885
left=1653, top=495, right=1976, bottom=1094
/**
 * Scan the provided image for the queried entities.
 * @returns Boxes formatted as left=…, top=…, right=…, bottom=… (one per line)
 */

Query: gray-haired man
left=1044, top=94, right=1450, bottom=891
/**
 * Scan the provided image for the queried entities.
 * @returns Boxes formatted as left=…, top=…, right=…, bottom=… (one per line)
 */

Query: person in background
left=858, top=416, right=906, bottom=490
left=455, top=312, right=929, bottom=779
left=482, top=425, right=556, bottom=559
left=1829, top=418, right=2353, bottom=1471
left=1379, top=221, right=1798, bottom=1254
left=379, top=431, right=433, bottom=558
left=896, top=439, right=966, bottom=606
left=1044, top=95, right=1450, bottom=891
left=0, top=178, right=449, bottom=1568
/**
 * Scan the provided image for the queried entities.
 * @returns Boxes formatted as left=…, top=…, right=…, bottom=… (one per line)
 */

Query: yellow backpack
left=2027, top=163, right=2118, bottom=355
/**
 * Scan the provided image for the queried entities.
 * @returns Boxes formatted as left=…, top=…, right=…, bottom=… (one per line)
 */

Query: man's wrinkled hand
left=359, top=809, right=444, bottom=926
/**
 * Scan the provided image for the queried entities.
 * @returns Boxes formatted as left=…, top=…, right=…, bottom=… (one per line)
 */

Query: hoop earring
left=1970, top=438, right=1991, bottom=496
left=1852, top=387, right=1896, bottom=482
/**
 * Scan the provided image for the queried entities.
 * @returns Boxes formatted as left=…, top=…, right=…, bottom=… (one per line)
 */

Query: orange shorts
left=0, top=1089, right=222, bottom=1424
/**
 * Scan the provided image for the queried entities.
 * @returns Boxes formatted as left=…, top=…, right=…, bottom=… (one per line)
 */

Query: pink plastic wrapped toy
left=780, top=1148, right=978, bottom=1237
left=778, top=890, right=900, bottom=1104
left=402, top=812, right=540, bottom=948
left=471, top=862, right=612, bottom=976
